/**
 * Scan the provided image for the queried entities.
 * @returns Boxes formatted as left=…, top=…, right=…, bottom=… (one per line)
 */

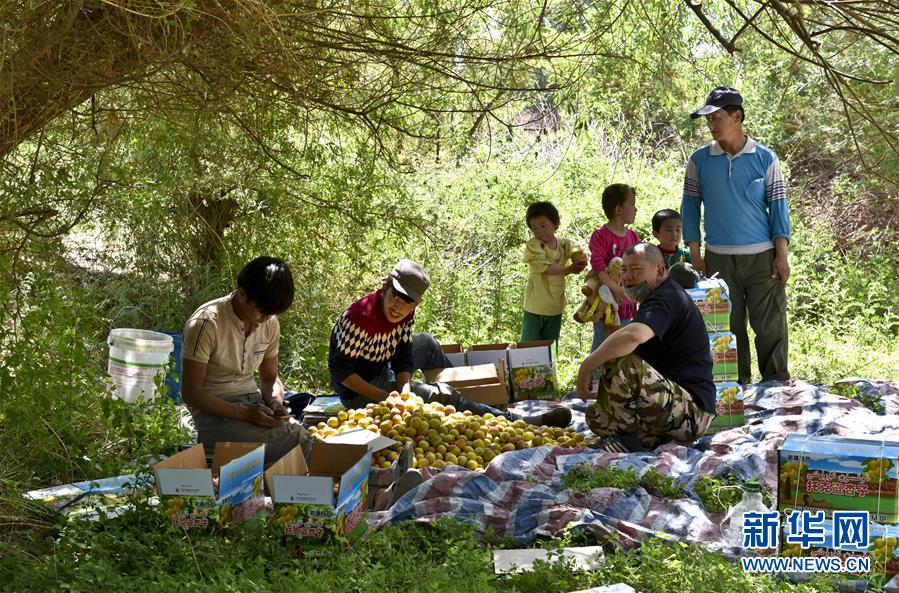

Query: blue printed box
left=779, top=435, right=899, bottom=523
left=687, top=278, right=731, bottom=332
left=781, top=515, right=899, bottom=579
left=707, top=382, right=743, bottom=433
left=266, top=439, right=387, bottom=557
left=709, top=332, right=738, bottom=382
left=154, top=442, right=265, bottom=529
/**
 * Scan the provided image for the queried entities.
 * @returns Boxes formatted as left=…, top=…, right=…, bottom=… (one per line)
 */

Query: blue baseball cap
left=690, top=87, right=743, bottom=119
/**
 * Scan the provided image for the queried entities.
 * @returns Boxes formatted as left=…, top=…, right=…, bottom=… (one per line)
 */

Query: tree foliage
left=0, top=0, right=896, bottom=499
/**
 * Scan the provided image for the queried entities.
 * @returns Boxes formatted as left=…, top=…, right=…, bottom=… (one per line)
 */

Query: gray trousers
left=339, top=332, right=503, bottom=414
left=706, top=249, right=790, bottom=384
left=191, top=392, right=312, bottom=465
left=342, top=381, right=509, bottom=418
left=340, top=332, right=451, bottom=405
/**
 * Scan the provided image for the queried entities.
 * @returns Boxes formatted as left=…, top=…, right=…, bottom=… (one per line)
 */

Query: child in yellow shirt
left=521, top=201, right=587, bottom=341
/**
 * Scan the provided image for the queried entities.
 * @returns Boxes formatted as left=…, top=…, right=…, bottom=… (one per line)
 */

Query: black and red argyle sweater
left=328, top=291, right=414, bottom=398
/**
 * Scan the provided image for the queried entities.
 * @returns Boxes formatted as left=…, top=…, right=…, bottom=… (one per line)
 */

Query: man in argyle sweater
left=329, top=259, right=571, bottom=427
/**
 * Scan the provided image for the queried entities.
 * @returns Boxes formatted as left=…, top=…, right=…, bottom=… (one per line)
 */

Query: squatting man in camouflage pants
left=575, top=243, right=717, bottom=452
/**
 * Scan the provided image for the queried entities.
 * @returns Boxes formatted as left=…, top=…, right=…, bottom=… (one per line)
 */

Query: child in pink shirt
left=587, top=183, right=640, bottom=352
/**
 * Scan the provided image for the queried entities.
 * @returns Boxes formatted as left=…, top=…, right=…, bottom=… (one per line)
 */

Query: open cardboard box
left=323, top=428, right=407, bottom=486
left=439, top=343, right=466, bottom=367
left=154, top=442, right=265, bottom=529
left=508, top=340, right=557, bottom=401
left=265, top=436, right=394, bottom=557
left=423, top=362, right=509, bottom=407
left=323, top=428, right=411, bottom=488
left=465, top=343, right=512, bottom=378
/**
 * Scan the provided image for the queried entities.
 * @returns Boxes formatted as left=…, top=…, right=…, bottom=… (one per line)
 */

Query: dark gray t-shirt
left=633, top=277, right=715, bottom=413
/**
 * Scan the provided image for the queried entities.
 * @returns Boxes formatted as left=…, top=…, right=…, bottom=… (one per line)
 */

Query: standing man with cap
left=329, top=259, right=571, bottom=427
left=681, top=86, right=791, bottom=384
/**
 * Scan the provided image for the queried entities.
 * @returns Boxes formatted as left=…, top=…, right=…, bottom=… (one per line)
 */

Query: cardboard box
left=709, top=332, right=738, bottom=382
left=154, top=442, right=265, bottom=529
left=508, top=340, right=558, bottom=401
left=457, top=382, right=509, bottom=407
left=778, top=435, right=899, bottom=523
left=440, top=343, right=466, bottom=367
left=367, top=441, right=412, bottom=487
left=323, top=429, right=405, bottom=487
left=424, top=363, right=509, bottom=407
left=781, top=517, right=899, bottom=579
left=687, top=278, right=731, bottom=332
left=423, top=363, right=498, bottom=386
left=465, top=343, right=511, bottom=377
left=707, top=382, right=744, bottom=433
left=266, top=437, right=394, bottom=557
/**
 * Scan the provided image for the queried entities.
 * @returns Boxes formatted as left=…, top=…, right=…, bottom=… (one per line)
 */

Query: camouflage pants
left=585, top=354, right=714, bottom=448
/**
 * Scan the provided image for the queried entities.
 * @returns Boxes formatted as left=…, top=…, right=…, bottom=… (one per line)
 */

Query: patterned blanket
left=373, top=380, right=899, bottom=573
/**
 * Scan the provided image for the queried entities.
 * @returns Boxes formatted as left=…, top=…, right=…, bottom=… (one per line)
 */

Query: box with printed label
left=423, top=363, right=509, bottom=407
left=154, top=442, right=265, bottom=529
left=708, top=332, right=738, bottom=382
left=265, top=436, right=393, bottom=557
left=707, top=382, right=744, bottom=433
left=778, top=435, right=899, bottom=523
left=781, top=515, right=899, bottom=580
left=508, top=340, right=557, bottom=401
left=465, top=343, right=511, bottom=378
left=439, top=344, right=466, bottom=367
left=686, top=278, right=731, bottom=332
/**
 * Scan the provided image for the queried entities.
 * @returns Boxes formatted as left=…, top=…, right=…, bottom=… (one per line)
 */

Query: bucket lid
left=108, top=328, right=174, bottom=353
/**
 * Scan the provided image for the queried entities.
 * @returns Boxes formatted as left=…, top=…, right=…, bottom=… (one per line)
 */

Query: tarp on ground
left=373, top=379, right=899, bottom=588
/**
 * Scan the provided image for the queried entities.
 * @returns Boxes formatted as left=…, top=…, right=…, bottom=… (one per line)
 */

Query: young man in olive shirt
left=181, top=256, right=310, bottom=465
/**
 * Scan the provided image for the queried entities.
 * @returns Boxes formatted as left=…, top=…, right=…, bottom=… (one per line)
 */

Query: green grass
left=0, top=507, right=842, bottom=593
left=0, top=124, right=895, bottom=593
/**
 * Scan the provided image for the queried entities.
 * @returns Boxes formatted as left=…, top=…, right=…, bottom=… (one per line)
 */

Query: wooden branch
left=684, top=0, right=739, bottom=53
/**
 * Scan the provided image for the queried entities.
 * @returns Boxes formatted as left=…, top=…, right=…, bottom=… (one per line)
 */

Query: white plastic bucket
left=107, top=329, right=174, bottom=403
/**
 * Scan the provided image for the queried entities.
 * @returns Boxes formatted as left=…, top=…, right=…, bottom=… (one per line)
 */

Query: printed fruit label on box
left=709, top=332, right=738, bottom=382
left=781, top=519, right=899, bottom=579
left=159, top=495, right=217, bottom=528
left=779, top=435, right=899, bottom=523
left=687, top=279, right=731, bottom=332
left=510, top=365, right=556, bottom=400
left=275, top=481, right=369, bottom=558
left=709, top=382, right=743, bottom=432
left=156, top=467, right=217, bottom=528
left=509, top=341, right=557, bottom=401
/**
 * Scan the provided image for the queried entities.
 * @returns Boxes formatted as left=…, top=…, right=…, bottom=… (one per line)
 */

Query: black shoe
left=389, top=469, right=424, bottom=506
left=519, top=406, right=572, bottom=428
left=586, top=433, right=644, bottom=453
left=588, top=435, right=630, bottom=453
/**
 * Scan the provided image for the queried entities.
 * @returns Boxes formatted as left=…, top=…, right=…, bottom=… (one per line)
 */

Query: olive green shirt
left=522, top=236, right=574, bottom=316
left=181, top=292, right=280, bottom=399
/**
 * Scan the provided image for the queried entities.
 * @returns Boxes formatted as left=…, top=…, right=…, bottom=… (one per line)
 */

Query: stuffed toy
left=573, top=256, right=622, bottom=332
